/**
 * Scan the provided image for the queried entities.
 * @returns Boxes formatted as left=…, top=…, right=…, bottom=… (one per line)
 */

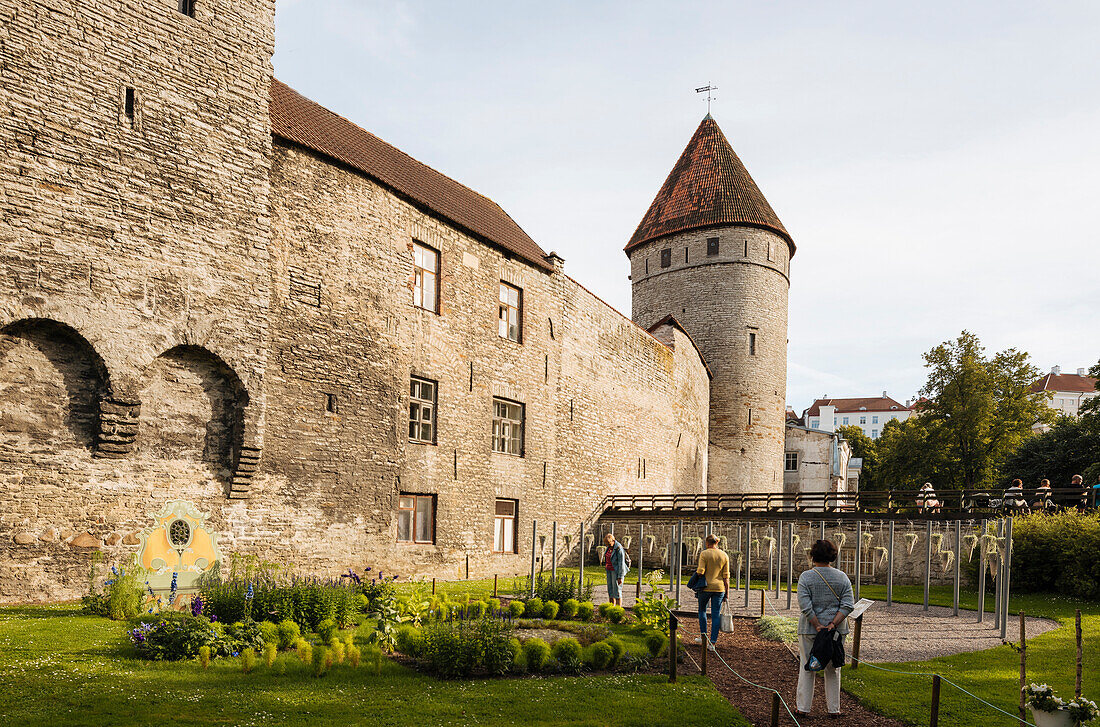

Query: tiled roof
left=625, top=115, right=793, bottom=255
left=1031, top=373, right=1098, bottom=394
left=805, top=396, right=910, bottom=417
left=270, top=80, right=552, bottom=271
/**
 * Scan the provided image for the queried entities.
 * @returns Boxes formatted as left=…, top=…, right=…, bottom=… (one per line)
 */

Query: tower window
left=124, top=87, right=136, bottom=127
left=178, top=0, right=196, bottom=17
left=645, top=259, right=648, bottom=275
left=744, top=240, right=749, bottom=257
left=684, top=247, right=688, bottom=263
left=707, top=237, right=719, bottom=256
left=767, top=240, right=774, bottom=261
left=660, top=249, right=671, bottom=268
left=748, top=332, right=757, bottom=356
left=324, top=393, right=338, bottom=414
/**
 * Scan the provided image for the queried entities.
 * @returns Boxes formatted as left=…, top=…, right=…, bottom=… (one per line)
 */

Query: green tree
left=1003, top=416, right=1100, bottom=489
left=836, top=425, right=880, bottom=489
left=918, top=331, right=1053, bottom=489
left=874, top=416, right=951, bottom=490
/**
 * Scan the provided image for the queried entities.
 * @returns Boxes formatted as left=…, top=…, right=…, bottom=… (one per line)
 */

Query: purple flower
left=365, top=567, right=372, bottom=572
left=191, top=596, right=204, bottom=617
left=392, top=575, right=399, bottom=581
left=111, top=566, right=119, bottom=577
left=210, top=614, right=218, bottom=622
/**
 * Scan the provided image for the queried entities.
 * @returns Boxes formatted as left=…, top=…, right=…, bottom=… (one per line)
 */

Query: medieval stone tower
left=627, top=115, right=794, bottom=494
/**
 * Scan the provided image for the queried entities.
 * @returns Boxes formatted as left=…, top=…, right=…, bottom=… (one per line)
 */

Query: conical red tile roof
left=626, top=116, right=794, bottom=256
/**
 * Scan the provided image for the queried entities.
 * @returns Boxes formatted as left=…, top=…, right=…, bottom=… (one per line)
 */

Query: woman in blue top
left=795, top=539, right=855, bottom=717
left=603, top=533, right=626, bottom=606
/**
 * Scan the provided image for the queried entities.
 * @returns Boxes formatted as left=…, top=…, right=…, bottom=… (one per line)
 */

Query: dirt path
left=678, top=618, right=905, bottom=726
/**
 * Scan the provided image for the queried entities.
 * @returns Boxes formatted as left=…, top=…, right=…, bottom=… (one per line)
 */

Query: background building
left=803, top=393, right=912, bottom=439
left=1031, top=366, right=1098, bottom=429
left=783, top=422, right=853, bottom=498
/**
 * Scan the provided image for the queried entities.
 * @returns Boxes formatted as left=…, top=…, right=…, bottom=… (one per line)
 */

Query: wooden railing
left=601, top=487, right=1089, bottom=519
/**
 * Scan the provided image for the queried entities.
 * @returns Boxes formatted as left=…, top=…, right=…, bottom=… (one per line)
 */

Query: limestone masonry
left=0, top=0, right=790, bottom=601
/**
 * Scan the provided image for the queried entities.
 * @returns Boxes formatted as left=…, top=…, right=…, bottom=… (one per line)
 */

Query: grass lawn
left=0, top=604, right=748, bottom=727
left=839, top=585, right=1098, bottom=727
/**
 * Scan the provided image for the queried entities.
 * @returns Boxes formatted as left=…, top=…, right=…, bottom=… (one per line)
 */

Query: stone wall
left=629, top=226, right=790, bottom=495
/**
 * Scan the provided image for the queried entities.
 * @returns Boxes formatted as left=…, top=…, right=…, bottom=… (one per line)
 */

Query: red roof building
left=1031, top=366, right=1098, bottom=422
left=803, top=393, right=913, bottom=440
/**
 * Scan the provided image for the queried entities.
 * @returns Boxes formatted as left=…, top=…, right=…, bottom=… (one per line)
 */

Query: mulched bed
left=675, top=617, right=905, bottom=726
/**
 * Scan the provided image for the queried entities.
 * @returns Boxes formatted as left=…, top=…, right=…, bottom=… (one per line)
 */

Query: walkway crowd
left=916, top=473, right=1100, bottom=514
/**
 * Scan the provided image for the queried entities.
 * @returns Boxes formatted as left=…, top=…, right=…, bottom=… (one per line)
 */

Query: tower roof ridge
left=625, top=116, right=794, bottom=256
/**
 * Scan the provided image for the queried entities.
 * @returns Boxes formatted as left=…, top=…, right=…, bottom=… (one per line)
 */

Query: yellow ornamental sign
left=137, top=501, right=222, bottom=594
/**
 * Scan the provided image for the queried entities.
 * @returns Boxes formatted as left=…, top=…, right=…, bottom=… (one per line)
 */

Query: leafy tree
left=917, top=331, right=1053, bottom=489
left=874, top=416, right=951, bottom=491
left=1003, top=416, right=1100, bottom=489
left=836, top=425, right=880, bottom=490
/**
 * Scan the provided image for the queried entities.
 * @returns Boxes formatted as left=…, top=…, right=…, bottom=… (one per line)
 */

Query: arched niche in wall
left=138, top=345, right=247, bottom=471
left=0, top=318, right=110, bottom=452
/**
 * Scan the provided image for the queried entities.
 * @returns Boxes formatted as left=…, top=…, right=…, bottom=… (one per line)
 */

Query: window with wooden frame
left=707, top=237, right=720, bottom=256
left=785, top=452, right=798, bottom=471
left=408, top=377, right=437, bottom=443
left=660, top=248, right=672, bottom=268
left=492, top=397, right=524, bottom=456
left=493, top=499, right=518, bottom=553
left=498, top=282, right=523, bottom=342
left=838, top=549, right=875, bottom=578
left=397, top=494, right=435, bottom=544
left=412, top=241, right=440, bottom=313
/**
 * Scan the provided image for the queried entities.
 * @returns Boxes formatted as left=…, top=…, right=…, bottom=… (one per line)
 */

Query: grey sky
left=273, top=0, right=1100, bottom=413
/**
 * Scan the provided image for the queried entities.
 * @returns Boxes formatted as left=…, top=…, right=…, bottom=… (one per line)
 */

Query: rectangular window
left=412, top=241, right=440, bottom=313
left=493, top=499, right=518, bottom=553
left=838, top=549, right=875, bottom=578
left=397, top=494, right=435, bottom=544
left=859, top=416, right=867, bottom=424
left=767, top=240, right=774, bottom=261
left=124, top=87, right=136, bottom=127
left=325, top=393, right=338, bottom=414
left=744, top=240, right=749, bottom=257
left=871, top=429, right=879, bottom=439
left=785, top=452, right=798, bottom=471
left=498, top=282, right=523, bottom=342
left=178, top=0, right=196, bottom=16
left=842, top=416, right=849, bottom=425
left=748, top=332, right=757, bottom=356
left=492, top=397, right=524, bottom=456
left=409, top=377, right=437, bottom=443
left=707, top=237, right=720, bottom=256
left=872, top=415, right=879, bottom=424
left=660, top=248, right=672, bottom=268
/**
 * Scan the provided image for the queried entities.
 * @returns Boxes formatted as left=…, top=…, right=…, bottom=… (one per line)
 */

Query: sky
left=272, top=0, right=1100, bottom=413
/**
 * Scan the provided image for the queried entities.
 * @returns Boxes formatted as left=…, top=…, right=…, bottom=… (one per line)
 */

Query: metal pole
left=578, top=520, right=585, bottom=596
left=994, top=520, right=1003, bottom=628
left=636, top=522, right=644, bottom=601
left=1001, top=516, right=1013, bottom=640
left=923, top=520, right=932, bottom=611
left=767, top=528, right=774, bottom=592
left=887, top=520, right=895, bottom=607
left=855, top=520, right=862, bottom=601
left=977, top=518, right=987, bottom=623
left=736, top=524, right=742, bottom=591
left=744, top=521, right=752, bottom=608
left=953, top=520, right=961, bottom=617
left=675, top=520, right=683, bottom=606
left=819, top=520, right=825, bottom=541
left=786, top=521, right=794, bottom=610
left=551, top=521, right=558, bottom=580
left=775, top=521, right=782, bottom=602
left=668, top=525, right=675, bottom=594
left=529, top=519, right=537, bottom=598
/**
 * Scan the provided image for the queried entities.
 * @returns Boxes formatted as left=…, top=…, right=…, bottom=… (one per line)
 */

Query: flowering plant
left=1026, top=684, right=1099, bottom=723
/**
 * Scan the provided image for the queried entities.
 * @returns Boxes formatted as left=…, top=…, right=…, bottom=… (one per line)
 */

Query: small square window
left=859, top=416, right=867, bottom=424
left=660, top=249, right=671, bottom=268
left=707, top=237, right=719, bottom=256
left=785, top=452, right=798, bottom=471
left=872, top=415, right=879, bottom=424
left=397, top=494, right=435, bottom=544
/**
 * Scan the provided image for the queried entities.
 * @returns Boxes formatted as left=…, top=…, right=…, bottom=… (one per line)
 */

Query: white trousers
left=797, top=634, right=842, bottom=714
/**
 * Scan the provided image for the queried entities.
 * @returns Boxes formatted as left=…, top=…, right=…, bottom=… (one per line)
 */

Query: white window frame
left=412, top=241, right=440, bottom=313
left=493, top=499, right=518, bottom=554
left=409, top=377, right=437, bottom=444
left=498, top=282, right=523, bottom=343
left=784, top=452, right=798, bottom=472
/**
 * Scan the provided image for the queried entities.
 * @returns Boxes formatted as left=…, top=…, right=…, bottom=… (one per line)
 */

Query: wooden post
left=760, top=588, right=766, bottom=617
left=855, top=520, right=862, bottom=600
left=465, top=554, right=470, bottom=580
left=701, top=631, right=708, bottom=674
left=770, top=692, right=781, bottom=727
left=669, top=612, right=678, bottom=683
left=493, top=574, right=498, bottom=598
left=953, top=520, right=961, bottom=617
left=930, top=674, right=941, bottom=727
left=1078, top=609, right=1084, bottom=698
left=578, top=521, right=585, bottom=596
left=551, top=521, right=558, bottom=581
left=1019, top=611, right=1027, bottom=727
left=852, top=614, right=863, bottom=669
left=432, top=578, right=436, bottom=595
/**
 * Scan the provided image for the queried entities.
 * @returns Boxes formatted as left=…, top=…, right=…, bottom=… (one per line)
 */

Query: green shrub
left=522, top=637, right=551, bottom=672
left=105, top=562, right=145, bottom=621
left=542, top=600, right=560, bottom=620
left=395, top=624, right=423, bottom=657
left=589, top=640, right=614, bottom=669
left=508, top=600, right=525, bottom=618
left=488, top=598, right=501, bottom=614
left=419, top=617, right=513, bottom=678
left=331, top=639, right=345, bottom=664
left=1006, top=510, right=1100, bottom=599
left=223, top=620, right=264, bottom=657
left=258, top=621, right=279, bottom=648
left=604, top=635, right=625, bottom=665
left=645, top=631, right=668, bottom=657
left=606, top=605, right=626, bottom=624
left=559, top=598, right=579, bottom=619
left=129, top=615, right=221, bottom=661
left=263, top=644, right=277, bottom=668
left=598, top=602, right=612, bottom=618
left=240, top=647, right=256, bottom=673
left=198, top=645, right=211, bottom=669
left=576, top=601, right=595, bottom=621
left=514, top=573, right=594, bottom=603
left=276, top=619, right=300, bottom=650
left=525, top=598, right=544, bottom=618
left=312, top=646, right=329, bottom=677
left=273, top=655, right=288, bottom=675
left=316, top=618, right=338, bottom=643
left=552, top=637, right=583, bottom=673
left=355, top=593, right=370, bottom=612
left=757, top=615, right=798, bottom=643
left=510, top=637, right=526, bottom=672
left=348, top=645, right=361, bottom=668
left=468, top=600, right=488, bottom=620
left=295, top=638, right=312, bottom=665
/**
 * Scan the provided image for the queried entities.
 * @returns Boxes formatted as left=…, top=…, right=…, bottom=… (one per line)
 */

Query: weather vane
left=695, top=83, right=718, bottom=114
